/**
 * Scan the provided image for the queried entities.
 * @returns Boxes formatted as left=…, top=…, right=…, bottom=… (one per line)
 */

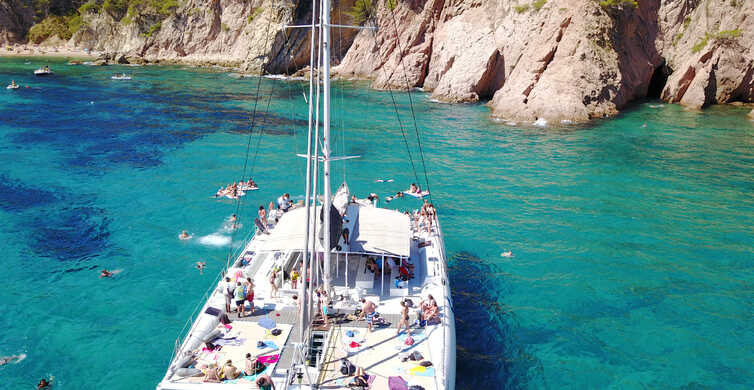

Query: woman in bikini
left=396, top=300, right=411, bottom=335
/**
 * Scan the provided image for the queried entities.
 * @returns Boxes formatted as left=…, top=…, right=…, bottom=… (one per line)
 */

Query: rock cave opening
left=647, top=63, right=672, bottom=99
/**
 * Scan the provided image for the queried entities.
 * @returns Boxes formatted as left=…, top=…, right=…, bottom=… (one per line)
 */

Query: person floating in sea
left=195, top=261, right=206, bottom=274
left=37, top=376, right=52, bottom=389
left=100, top=269, right=113, bottom=278
left=179, top=230, right=191, bottom=240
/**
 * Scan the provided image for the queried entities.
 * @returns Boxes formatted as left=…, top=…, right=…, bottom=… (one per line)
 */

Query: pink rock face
left=335, top=0, right=752, bottom=123
left=12, top=0, right=753, bottom=122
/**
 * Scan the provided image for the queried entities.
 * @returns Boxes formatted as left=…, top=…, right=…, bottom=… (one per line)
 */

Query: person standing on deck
left=358, top=299, right=377, bottom=332
left=223, top=277, right=234, bottom=313
left=234, top=282, right=246, bottom=317
left=269, top=267, right=279, bottom=298
left=245, top=277, right=255, bottom=314
left=397, top=300, right=411, bottom=335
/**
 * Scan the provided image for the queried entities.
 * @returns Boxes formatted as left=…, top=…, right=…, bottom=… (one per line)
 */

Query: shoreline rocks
left=1, top=0, right=752, bottom=123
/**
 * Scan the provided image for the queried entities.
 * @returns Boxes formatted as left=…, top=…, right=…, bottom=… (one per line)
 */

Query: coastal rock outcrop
left=335, top=0, right=752, bottom=122
left=5, top=0, right=754, bottom=122
left=0, top=0, right=33, bottom=45
left=659, top=0, right=754, bottom=109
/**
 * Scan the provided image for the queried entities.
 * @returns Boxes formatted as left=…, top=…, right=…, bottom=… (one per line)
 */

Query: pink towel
left=349, top=341, right=361, bottom=348
left=257, top=354, right=279, bottom=364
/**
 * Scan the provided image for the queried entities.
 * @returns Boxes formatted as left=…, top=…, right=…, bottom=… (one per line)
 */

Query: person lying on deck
left=349, top=367, right=369, bottom=388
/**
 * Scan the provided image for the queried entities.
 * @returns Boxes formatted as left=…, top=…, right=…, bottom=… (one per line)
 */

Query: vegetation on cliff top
left=24, top=0, right=179, bottom=42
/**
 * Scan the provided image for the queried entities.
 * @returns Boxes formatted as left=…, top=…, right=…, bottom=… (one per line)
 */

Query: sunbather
left=349, top=367, right=369, bottom=388
left=222, top=359, right=240, bottom=380
left=203, top=363, right=221, bottom=383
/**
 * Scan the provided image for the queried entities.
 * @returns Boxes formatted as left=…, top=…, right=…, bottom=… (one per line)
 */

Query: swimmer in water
left=100, top=269, right=113, bottom=278
left=196, top=261, right=206, bottom=274
left=501, top=251, right=514, bottom=258
left=179, top=230, right=191, bottom=240
left=37, top=377, right=52, bottom=389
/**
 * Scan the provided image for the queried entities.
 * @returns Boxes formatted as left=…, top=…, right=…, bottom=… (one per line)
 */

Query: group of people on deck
left=223, top=275, right=256, bottom=318
left=254, top=193, right=294, bottom=234
left=214, top=178, right=257, bottom=199
left=202, top=357, right=275, bottom=388
left=356, top=294, right=439, bottom=334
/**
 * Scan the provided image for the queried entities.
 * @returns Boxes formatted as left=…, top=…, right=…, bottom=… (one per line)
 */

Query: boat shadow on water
left=449, top=250, right=546, bottom=390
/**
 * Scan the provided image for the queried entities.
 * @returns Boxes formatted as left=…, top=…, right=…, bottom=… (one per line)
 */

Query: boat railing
left=433, top=213, right=452, bottom=390
left=166, top=229, right=258, bottom=366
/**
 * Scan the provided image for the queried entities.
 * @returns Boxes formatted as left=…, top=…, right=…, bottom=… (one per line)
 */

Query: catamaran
left=156, top=0, right=455, bottom=388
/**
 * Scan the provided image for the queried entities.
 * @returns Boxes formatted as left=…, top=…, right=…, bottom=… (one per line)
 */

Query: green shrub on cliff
left=514, top=4, right=529, bottom=13
left=532, top=0, right=547, bottom=11
left=691, top=29, right=741, bottom=54
left=599, top=0, right=638, bottom=9
left=79, top=0, right=101, bottom=14
left=27, top=14, right=83, bottom=43
left=347, top=0, right=374, bottom=25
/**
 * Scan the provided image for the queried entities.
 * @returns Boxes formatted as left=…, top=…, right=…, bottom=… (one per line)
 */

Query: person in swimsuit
left=245, top=277, right=255, bottom=314
left=37, top=378, right=52, bottom=389
left=100, top=269, right=113, bottom=278
left=269, top=268, right=279, bottom=298
left=291, top=268, right=299, bottom=289
left=397, top=300, right=411, bottom=335
left=350, top=367, right=369, bottom=387
left=320, top=290, right=330, bottom=326
left=179, top=230, right=190, bottom=240
left=256, top=374, right=276, bottom=390
left=196, top=261, right=206, bottom=274
left=234, top=282, right=246, bottom=317
left=357, top=299, right=377, bottom=332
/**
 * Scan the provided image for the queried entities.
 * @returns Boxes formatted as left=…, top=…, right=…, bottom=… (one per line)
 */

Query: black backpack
left=340, top=358, right=356, bottom=375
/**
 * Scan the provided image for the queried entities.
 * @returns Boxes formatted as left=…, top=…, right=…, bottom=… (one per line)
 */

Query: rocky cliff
left=335, top=0, right=753, bottom=122
left=4, top=0, right=753, bottom=123
left=0, top=0, right=34, bottom=45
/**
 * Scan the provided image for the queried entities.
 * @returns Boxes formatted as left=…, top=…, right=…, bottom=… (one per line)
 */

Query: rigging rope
left=225, top=5, right=280, bottom=269
left=384, top=8, right=434, bottom=204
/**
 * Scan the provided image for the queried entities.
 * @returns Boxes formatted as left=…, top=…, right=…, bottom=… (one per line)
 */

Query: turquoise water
left=0, top=56, right=752, bottom=389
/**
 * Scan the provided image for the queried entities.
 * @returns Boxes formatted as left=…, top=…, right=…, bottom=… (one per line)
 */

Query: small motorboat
left=111, top=73, right=132, bottom=80
left=34, top=66, right=53, bottom=76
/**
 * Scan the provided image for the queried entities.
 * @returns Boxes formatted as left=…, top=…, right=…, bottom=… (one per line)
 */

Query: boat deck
left=157, top=204, right=453, bottom=390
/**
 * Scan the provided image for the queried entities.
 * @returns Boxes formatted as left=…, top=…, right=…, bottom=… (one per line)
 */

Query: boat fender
left=202, top=329, right=223, bottom=343
left=173, top=368, right=203, bottom=378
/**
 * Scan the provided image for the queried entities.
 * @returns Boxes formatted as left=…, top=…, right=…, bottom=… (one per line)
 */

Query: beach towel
left=257, top=354, right=279, bottom=364
left=349, top=341, right=361, bottom=348
left=408, top=366, right=435, bottom=377
left=388, top=376, right=408, bottom=390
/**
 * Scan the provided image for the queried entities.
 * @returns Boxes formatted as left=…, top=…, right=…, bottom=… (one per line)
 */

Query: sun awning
left=348, top=206, right=410, bottom=257
left=257, top=204, right=410, bottom=257
left=257, top=206, right=325, bottom=252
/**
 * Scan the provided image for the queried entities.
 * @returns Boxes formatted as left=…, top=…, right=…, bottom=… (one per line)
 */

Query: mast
left=322, top=0, right=332, bottom=294
left=298, top=0, right=319, bottom=342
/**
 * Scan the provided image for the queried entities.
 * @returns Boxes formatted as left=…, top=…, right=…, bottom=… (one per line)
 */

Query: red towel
left=349, top=341, right=361, bottom=348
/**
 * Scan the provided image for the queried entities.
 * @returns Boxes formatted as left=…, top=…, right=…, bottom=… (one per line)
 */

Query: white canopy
left=257, top=204, right=410, bottom=257
left=348, top=206, right=410, bottom=257
left=257, top=206, right=324, bottom=253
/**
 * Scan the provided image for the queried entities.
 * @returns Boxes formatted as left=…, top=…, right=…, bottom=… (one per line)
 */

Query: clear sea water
left=0, top=57, right=752, bottom=389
